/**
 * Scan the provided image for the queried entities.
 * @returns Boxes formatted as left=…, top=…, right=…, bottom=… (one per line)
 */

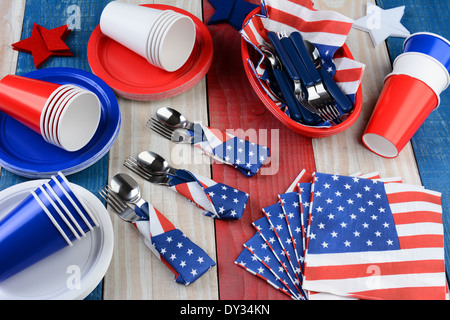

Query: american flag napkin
left=303, top=172, right=447, bottom=300
left=278, top=191, right=306, bottom=273
left=133, top=203, right=215, bottom=285
left=261, top=203, right=303, bottom=281
left=235, top=245, right=295, bottom=298
left=240, top=0, right=365, bottom=122
left=168, top=169, right=249, bottom=219
left=190, top=123, right=270, bottom=177
left=238, top=231, right=306, bottom=300
left=235, top=169, right=447, bottom=300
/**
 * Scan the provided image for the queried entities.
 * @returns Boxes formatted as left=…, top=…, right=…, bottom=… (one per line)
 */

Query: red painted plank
left=203, top=0, right=316, bottom=300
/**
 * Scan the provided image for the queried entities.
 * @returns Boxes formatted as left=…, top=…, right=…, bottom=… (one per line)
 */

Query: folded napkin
left=238, top=230, right=306, bottom=300
left=303, top=173, right=446, bottom=300
left=235, top=245, right=295, bottom=298
left=261, top=203, right=303, bottom=282
left=190, top=123, right=270, bottom=177
left=240, top=0, right=365, bottom=124
left=235, top=169, right=447, bottom=300
left=168, top=169, right=249, bottom=220
left=278, top=191, right=306, bottom=273
left=133, top=202, right=215, bottom=285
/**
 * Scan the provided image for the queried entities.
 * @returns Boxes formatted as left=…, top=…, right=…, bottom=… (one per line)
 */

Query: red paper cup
left=362, top=74, right=438, bottom=158
left=0, top=75, right=62, bottom=134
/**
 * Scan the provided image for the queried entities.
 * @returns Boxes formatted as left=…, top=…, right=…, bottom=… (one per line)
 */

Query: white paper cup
left=158, top=15, right=196, bottom=72
left=45, top=88, right=75, bottom=145
left=100, top=2, right=196, bottom=72
left=40, top=85, right=76, bottom=144
left=146, top=10, right=177, bottom=66
left=100, top=2, right=165, bottom=61
left=151, top=13, right=182, bottom=68
left=56, top=91, right=101, bottom=152
left=49, top=89, right=83, bottom=146
left=389, top=52, right=450, bottom=104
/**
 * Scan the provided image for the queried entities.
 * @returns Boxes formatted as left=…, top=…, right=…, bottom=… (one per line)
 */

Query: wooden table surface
left=0, top=0, right=448, bottom=300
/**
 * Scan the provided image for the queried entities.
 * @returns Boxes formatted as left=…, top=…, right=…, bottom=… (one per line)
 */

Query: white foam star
left=353, top=3, right=410, bottom=47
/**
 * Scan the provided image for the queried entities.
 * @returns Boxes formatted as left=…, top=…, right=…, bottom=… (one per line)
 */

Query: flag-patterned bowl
left=240, top=1, right=364, bottom=138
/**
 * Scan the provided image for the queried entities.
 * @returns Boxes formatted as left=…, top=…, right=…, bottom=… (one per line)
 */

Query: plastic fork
left=99, top=186, right=145, bottom=222
left=287, top=31, right=341, bottom=121
left=264, top=33, right=322, bottom=124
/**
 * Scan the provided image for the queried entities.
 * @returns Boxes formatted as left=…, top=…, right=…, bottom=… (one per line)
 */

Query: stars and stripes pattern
left=240, top=0, right=365, bottom=110
left=278, top=191, right=306, bottom=273
left=168, top=169, right=249, bottom=219
left=239, top=231, right=305, bottom=300
left=191, top=123, right=270, bottom=177
left=235, top=169, right=447, bottom=300
left=306, top=173, right=401, bottom=254
left=235, top=246, right=294, bottom=298
left=303, top=173, right=446, bottom=300
left=261, top=203, right=303, bottom=284
left=133, top=203, right=215, bottom=285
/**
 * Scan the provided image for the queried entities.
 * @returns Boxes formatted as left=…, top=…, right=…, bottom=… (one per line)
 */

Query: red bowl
left=240, top=8, right=363, bottom=138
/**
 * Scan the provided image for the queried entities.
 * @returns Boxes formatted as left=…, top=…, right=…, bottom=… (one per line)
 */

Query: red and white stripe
left=234, top=259, right=295, bottom=299
left=169, top=171, right=219, bottom=218
left=134, top=204, right=175, bottom=239
left=332, top=52, right=366, bottom=96
left=133, top=205, right=185, bottom=279
left=302, top=181, right=446, bottom=300
left=193, top=124, right=234, bottom=157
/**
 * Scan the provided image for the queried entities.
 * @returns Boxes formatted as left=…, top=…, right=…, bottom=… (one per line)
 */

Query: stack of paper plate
left=0, top=67, right=121, bottom=178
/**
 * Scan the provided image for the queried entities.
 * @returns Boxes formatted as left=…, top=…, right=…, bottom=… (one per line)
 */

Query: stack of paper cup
left=0, top=172, right=99, bottom=282
left=0, top=75, right=101, bottom=152
left=100, top=1, right=196, bottom=72
left=363, top=32, right=450, bottom=158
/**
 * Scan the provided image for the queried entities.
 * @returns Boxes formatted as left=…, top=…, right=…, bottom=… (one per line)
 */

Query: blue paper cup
left=0, top=191, right=73, bottom=282
left=403, top=32, right=450, bottom=73
left=41, top=181, right=89, bottom=236
left=36, top=184, right=84, bottom=240
left=47, top=173, right=99, bottom=232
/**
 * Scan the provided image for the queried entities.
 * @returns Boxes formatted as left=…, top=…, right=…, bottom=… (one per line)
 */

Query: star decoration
left=208, top=0, right=259, bottom=30
left=353, top=3, right=410, bottom=47
left=12, top=23, right=72, bottom=68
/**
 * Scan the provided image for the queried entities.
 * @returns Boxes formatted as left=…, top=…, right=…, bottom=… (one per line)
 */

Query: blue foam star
left=208, top=0, right=259, bottom=30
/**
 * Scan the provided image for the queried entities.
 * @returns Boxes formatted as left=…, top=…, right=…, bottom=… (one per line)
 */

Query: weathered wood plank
left=102, top=0, right=219, bottom=300
left=311, top=0, right=421, bottom=185
left=0, top=0, right=111, bottom=300
left=0, top=0, right=26, bottom=175
left=378, top=0, right=450, bottom=283
left=203, top=0, right=316, bottom=300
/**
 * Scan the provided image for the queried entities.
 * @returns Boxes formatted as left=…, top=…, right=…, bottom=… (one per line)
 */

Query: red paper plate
left=241, top=8, right=363, bottom=138
left=87, top=4, right=213, bottom=101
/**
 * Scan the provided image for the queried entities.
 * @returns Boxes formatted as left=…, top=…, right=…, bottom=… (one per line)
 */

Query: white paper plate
left=0, top=180, right=113, bottom=300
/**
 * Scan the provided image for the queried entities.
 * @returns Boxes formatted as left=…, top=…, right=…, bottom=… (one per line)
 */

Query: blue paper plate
left=0, top=67, right=121, bottom=178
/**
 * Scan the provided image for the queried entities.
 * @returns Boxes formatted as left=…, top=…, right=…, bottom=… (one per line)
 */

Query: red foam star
left=38, top=24, right=71, bottom=52
left=12, top=23, right=72, bottom=68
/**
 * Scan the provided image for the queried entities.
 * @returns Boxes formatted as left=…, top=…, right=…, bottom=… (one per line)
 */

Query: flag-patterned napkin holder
left=235, top=169, right=447, bottom=300
left=190, top=123, right=270, bottom=177
left=124, top=155, right=250, bottom=220
left=132, top=201, right=215, bottom=285
left=168, top=169, right=250, bottom=220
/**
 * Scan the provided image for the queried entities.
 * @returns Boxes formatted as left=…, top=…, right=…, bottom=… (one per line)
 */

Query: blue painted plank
left=377, top=0, right=450, bottom=282
left=0, top=0, right=113, bottom=300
